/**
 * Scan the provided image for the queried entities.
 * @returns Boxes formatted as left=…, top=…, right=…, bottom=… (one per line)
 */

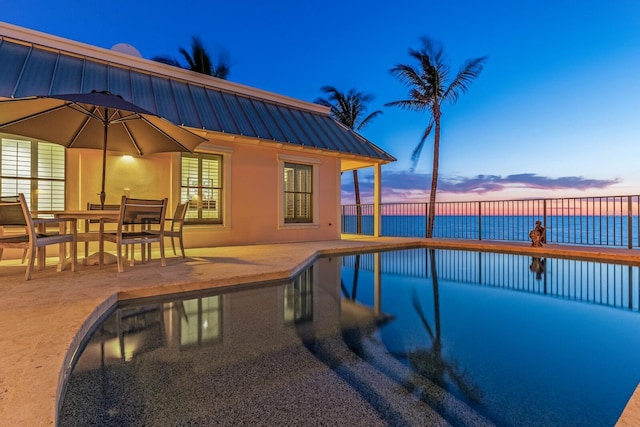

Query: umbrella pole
left=100, top=121, right=108, bottom=209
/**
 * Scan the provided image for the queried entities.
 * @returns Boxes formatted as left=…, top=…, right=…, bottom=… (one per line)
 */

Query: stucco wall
left=65, top=138, right=342, bottom=250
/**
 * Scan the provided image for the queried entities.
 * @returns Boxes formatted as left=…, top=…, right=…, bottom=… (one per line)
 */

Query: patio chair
left=0, top=194, right=77, bottom=280
left=99, top=196, right=168, bottom=273
left=79, top=203, right=121, bottom=258
left=164, top=202, right=188, bottom=258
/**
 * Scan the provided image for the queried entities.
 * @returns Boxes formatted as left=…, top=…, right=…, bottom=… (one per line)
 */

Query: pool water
left=59, top=248, right=640, bottom=426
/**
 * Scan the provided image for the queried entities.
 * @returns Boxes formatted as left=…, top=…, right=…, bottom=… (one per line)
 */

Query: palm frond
left=443, top=55, right=488, bottom=104
left=177, top=35, right=231, bottom=79
left=178, top=46, right=195, bottom=70
left=410, top=120, right=433, bottom=172
left=317, top=86, right=381, bottom=131
left=356, top=110, right=383, bottom=131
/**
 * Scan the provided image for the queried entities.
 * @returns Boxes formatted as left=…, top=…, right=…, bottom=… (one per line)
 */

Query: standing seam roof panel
left=172, top=80, right=203, bottom=128
left=275, top=104, right=313, bottom=146
left=206, top=90, right=238, bottom=134
left=315, top=115, right=364, bottom=155
left=289, top=109, right=336, bottom=151
left=14, top=48, right=56, bottom=97
left=237, top=96, right=270, bottom=140
left=81, top=60, right=107, bottom=94
left=151, top=76, right=180, bottom=124
left=303, top=113, right=343, bottom=153
left=108, top=66, right=133, bottom=102
left=263, top=102, right=298, bottom=144
left=332, top=118, right=379, bottom=158
left=250, top=99, right=287, bottom=142
left=0, top=38, right=394, bottom=161
left=189, top=85, right=221, bottom=131
left=51, top=55, right=83, bottom=94
left=0, top=41, right=29, bottom=97
left=130, top=71, right=157, bottom=113
left=223, top=94, right=257, bottom=137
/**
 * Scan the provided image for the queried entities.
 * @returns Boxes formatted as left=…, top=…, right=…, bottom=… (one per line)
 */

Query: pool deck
left=1, top=236, right=640, bottom=426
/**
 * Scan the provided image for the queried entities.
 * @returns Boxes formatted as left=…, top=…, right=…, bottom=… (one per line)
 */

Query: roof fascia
left=197, top=128, right=394, bottom=165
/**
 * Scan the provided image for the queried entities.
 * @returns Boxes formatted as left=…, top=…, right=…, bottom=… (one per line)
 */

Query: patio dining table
left=37, top=210, right=121, bottom=266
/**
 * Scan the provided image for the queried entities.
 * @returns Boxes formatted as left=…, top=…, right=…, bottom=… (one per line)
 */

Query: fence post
left=628, top=195, right=633, bottom=249
left=543, top=199, right=547, bottom=242
left=478, top=201, right=482, bottom=241
left=425, top=202, right=429, bottom=238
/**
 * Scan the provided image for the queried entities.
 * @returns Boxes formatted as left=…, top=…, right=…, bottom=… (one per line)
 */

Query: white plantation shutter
left=0, top=137, right=65, bottom=210
left=284, top=162, right=312, bottom=223
left=36, top=142, right=65, bottom=211
left=180, top=153, right=223, bottom=223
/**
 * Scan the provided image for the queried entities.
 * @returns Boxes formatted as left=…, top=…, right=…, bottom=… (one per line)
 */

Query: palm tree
left=316, top=86, right=382, bottom=234
left=386, top=37, right=486, bottom=238
left=179, top=36, right=230, bottom=79
left=152, top=36, right=230, bottom=79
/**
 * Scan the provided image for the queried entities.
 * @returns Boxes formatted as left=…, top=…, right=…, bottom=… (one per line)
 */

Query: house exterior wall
left=65, top=135, right=342, bottom=249
left=187, top=138, right=342, bottom=247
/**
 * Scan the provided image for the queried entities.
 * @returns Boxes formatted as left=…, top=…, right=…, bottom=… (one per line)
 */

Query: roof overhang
left=0, top=21, right=396, bottom=164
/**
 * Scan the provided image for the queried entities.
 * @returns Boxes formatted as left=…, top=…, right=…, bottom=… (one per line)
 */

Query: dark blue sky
left=5, top=0, right=640, bottom=202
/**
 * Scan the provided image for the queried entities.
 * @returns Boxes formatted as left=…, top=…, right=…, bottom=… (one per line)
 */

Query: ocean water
left=342, top=214, right=640, bottom=247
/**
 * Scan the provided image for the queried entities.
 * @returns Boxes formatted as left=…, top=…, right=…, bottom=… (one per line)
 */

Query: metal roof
left=0, top=35, right=395, bottom=163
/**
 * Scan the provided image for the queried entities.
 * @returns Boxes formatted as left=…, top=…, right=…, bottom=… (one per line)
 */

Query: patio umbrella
left=0, top=90, right=207, bottom=207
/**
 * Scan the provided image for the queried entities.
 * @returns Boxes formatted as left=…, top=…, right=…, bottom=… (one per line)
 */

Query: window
left=0, top=136, right=65, bottom=210
left=181, top=153, right=223, bottom=223
left=284, top=162, right=312, bottom=223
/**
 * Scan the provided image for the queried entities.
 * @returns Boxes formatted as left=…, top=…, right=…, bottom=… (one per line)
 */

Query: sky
left=4, top=0, right=640, bottom=204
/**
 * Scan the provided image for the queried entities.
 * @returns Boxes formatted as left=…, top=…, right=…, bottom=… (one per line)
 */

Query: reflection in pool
left=59, top=249, right=640, bottom=426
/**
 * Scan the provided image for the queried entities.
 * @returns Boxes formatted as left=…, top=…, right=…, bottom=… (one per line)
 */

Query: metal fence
left=341, top=195, right=640, bottom=249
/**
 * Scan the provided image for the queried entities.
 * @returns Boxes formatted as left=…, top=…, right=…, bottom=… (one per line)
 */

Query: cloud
left=342, top=170, right=621, bottom=202
left=440, top=173, right=622, bottom=194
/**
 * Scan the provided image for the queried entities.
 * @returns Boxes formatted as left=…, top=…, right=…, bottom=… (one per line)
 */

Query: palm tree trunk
left=353, top=170, right=362, bottom=234
left=426, top=114, right=441, bottom=238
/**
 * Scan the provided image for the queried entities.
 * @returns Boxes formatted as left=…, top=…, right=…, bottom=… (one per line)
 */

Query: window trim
left=278, top=154, right=320, bottom=229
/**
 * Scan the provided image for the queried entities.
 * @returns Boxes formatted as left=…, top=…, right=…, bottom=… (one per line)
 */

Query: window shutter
left=1, top=138, right=65, bottom=210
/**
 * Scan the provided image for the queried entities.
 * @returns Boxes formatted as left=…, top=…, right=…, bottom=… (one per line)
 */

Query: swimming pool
left=59, top=248, right=640, bottom=426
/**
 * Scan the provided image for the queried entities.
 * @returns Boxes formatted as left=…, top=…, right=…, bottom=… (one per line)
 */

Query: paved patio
left=1, top=236, right=639, bottom=425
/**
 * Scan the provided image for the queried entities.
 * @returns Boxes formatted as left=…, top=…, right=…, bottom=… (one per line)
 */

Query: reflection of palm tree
left=340, top=254, right=361, bottom=300
left=406, top=249, right=482, bottom=404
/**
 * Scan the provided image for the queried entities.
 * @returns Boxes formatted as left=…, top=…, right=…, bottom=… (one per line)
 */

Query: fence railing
left=341, top=195, right=640, bottom=249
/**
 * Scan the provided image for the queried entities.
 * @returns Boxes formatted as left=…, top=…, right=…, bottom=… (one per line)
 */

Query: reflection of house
left=73, top=257, right=342, bottom=372
left=0, top=22, right=394, bottom=253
